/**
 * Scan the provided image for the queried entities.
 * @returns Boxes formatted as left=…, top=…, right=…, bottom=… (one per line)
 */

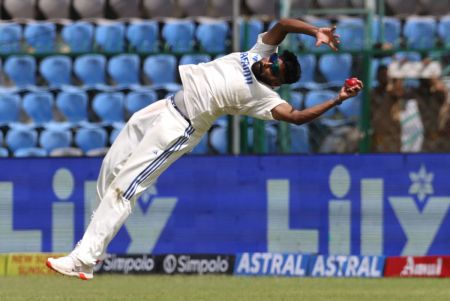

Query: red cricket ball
left=345, top=77, right=359, bottom=88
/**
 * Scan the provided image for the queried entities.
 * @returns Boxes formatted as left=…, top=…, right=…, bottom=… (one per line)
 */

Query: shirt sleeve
left=248, top=33, right=279, bottom=58
left=245, top=97, right=288, bottom=121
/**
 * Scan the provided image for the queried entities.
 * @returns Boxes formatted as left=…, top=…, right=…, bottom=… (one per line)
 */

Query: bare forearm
left=290, top=97, right=340, bottom=125
left=263, top=18, right=319, bottom=45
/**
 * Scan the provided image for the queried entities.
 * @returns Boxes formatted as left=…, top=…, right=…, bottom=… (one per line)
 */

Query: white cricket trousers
left=74, top=98, right=202, bottom=266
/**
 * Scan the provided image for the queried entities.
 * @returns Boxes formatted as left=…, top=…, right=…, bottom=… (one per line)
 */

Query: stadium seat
left=239, top=18, right=264, bottom=51
left=38, top=0, right=70, bottom=19
left=245, top=0, right=277, bottom=16
left=109, top=122, right=124, bottom=144
left=438, top=16, right=450, bottom=47
left=162, top=20, right=196, bottom=52
left=317, top=0, right=349, bottom=7
left=318, top=53, right=352, bottom=87
left=393, top=51, right=422, bottom=62
left=420, top=0, right=450, bottom=16
left=403, top=17, right=437, bottom=50
left=372, top=16, right=401, bottom=48
left=385, top=0, right=421, bottom=16
left=338, top=93, right=361, bottom=123
left=179, top=54, right=212, bottom=66
left=22, top=91, right=54, bottom=124
left=142, top=0, right=176, bottom=17
left=4, top=55, right=36, bottom=87
left=190, top=134, right=209, bottom=154
left=24, top=22, right=56, bottom=53
left=109, top=0, right=140, bottom=18
left=246, top=124, right=278, bottom=154
left=39, top=128, right=72, bottom=153
left=304, top=90, right=337, bottom=118
left=74, top=54, right=107, bottom=86
left=55, top=89, right=89, bottom=123
left=107, top=54, right=140, bottom=86
left=209, top=0, right=233, bottom=17
left=178, top=0, right=208, bottom=17
left=92, top=92, right=125, bottom=123
left=61, top=21, right=95, bottom=53
left=6, top=127, right=38, bottom=152
left=3, top=0, right=36, bottom=18
left=336, top=18, right=365, bottom=51
left=95, top=22, right=126, bottom=53
left=292, top=54, right=319, bottom=89
left=14, top=147, right=47, bottom=157
left=126, top=20, right=159, bottom=52
left=73, top=0, right=106, bottom=18
left=74, top=125, right=108, bottom=154
left=39, top=55, right=72, bottom=87
left=296, top=17, right=331, bottom=51
left=143, top=54, right=177, bottom=86
left=289, top=91, right=303, bottom=109
left=196, top=21, right=229, bottom=53
left=0, top=93, right=20, bottom=124
left=209, top=125, right=228, bottom=154
left=0, top=23, right=22, bottom=54
left=289, top=124, right=310, bottom=153
left=125, top=90, right=157, bottom=115
left=0, top=147, right=9, bottom=157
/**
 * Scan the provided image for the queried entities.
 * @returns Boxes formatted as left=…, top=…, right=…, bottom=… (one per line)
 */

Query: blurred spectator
left=370, top=65, right=402, bottom=152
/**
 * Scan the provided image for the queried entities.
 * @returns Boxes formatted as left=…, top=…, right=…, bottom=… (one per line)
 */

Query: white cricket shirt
left=179, top=33, right=287, bottom=132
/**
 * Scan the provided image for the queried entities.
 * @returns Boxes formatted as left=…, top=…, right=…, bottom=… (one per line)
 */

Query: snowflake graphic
left=409, top=165, right=434, bottom=203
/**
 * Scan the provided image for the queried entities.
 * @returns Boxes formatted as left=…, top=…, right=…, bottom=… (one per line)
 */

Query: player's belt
left=170, top=95, right=191, bottom=125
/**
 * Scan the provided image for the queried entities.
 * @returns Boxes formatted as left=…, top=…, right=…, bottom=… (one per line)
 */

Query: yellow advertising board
left=6, top=253, right=65, bottom=276
left=0, top=254, right=6, bottom=276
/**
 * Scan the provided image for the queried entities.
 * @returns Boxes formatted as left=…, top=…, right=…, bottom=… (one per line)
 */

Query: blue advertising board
left=0, top=154, right=450, bottom=256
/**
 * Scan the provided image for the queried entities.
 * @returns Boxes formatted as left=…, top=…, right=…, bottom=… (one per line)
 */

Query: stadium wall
left=0, top=155, right=450, bottom=257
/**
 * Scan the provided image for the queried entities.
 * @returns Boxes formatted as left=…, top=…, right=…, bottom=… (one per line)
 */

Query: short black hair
left=280, top=50, right=301, bottom=84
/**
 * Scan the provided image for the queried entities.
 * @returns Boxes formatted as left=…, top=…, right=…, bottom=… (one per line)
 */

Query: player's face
left=252, top=53, right=286, bottom=87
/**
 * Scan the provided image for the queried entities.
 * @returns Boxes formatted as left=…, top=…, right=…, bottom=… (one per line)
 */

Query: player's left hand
left=315, top=26, right=340, bottom=51
left=337, top=78, right=364, bottom=102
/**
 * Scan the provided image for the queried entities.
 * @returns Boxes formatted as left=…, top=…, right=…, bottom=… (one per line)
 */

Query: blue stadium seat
left=14, top=147, right=47, bottom=157
left=196, top=21, right=229, bottom=53
left=4, top=55, right=36, bottom=87
left=0, top=147, right=9, bottom=157
left=304, top=90, right=337, bottom=118
left=108, top=54, right=140, bottom=86
left=338, top=93, right=361, bottom=123
left=61, top=21, right=95, bottom=53
left=24, top=22, right=56, bottom=53
left=210, top=126, right=228, bottom=154
left=372, top=16, right=401, bottom=48
left=162, top=20, right=196, bottom=52
left=292, top=54, right=319, bottom=89
left=39, top=128, right=72, bottom=153
left=190, top=134, right=209, bottom=154
left=246, top=124, right=278, bottom=154
left=109, top=122, right=124, bottom=144
left=74, top=54, right=107, bottom=86
left=336, top=18, right=365, bottom=51
left=438, top=16, right=450, bottom=47
left=143, top=54, right=177, bottom=85
left=126, top=20, right=159, bottom=52
left=56, top=89, right=88, bottom=123
left=239, top=18, right=264, bottom=51
left=0, top=23, right=22, bottom=54
left=125, top=90, right=157, bottom=115
left=6, top=127, right=38, bottom=152
left=39, top=55, right=72, bottom=87
left=22, top=91, right=54, bottom=124
left=403, top=17, right=437, bottom=50
left=0, top=93, right=20, bottom=124
left=92, top=92, right=125, bottom=124
left=296, top=18, right=331, bottom=51
left=179, top=54, right=212, bottom=66
left=393, top=51, right=422, bottom=62
left=75, top=125, right=108, bottom=154
left=289, top=124, right=310, bottom=153
left=318, top=54, right=352, bottom=87
left=95, top=22, right=126, bottom=53
left=289, top=91, right=303, bottom=109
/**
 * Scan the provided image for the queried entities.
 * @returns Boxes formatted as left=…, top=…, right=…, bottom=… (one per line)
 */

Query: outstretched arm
left=271, top=79, right=364, bottom=125
left=262, top=18, right=340, bottom=51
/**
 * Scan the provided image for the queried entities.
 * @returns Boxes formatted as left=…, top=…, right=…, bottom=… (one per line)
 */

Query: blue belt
left=170, top=95, right=191, bottom=125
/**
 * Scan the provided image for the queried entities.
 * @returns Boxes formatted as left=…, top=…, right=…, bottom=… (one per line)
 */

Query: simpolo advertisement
left=94, top=254, right=235, bottom=275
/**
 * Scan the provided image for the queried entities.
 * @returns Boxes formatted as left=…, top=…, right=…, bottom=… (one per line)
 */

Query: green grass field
left=1, top=275, right=450, bottom=301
